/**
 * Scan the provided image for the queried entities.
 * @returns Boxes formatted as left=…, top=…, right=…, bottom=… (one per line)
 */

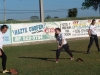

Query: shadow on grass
left=18, top=57, right=71, bottom=62
left=51, top=49, right=86, bottom=54
left=0, top=71, right=2, bottom=73
left=73, top=51, right=86, bottom=54
left=51, top=50, right=75, bottom=52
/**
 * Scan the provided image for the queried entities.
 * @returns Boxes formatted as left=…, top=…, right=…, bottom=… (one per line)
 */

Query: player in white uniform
left=55, top=28, right=74, bottom=63
left=0, top=25, right=9, bottom=73
left=87, top=19, right=100, bottom=54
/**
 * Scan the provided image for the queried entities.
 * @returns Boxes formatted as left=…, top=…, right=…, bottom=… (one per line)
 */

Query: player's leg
left=56, top=47, right=63, bottom=63
left=94, top=35, right=100, bottom=51
left=63, top=43, right=74, bottom=60
left=0, top=50, right=9, bottom=73
left=87, top=36, right=94, bottom=54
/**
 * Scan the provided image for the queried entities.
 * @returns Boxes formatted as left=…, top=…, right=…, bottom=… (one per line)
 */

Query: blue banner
left=0, top=24, right=11, bottom=45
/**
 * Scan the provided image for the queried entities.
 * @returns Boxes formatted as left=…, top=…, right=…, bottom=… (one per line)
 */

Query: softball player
left=55, top=28, right=74, bottom=63
left=87, top=19, right=100, bottom=54
left=0, top=25, right=9, bottom=73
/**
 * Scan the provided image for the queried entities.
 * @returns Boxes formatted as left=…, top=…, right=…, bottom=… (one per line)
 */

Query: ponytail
left=55, top=33, right=58, bottom=38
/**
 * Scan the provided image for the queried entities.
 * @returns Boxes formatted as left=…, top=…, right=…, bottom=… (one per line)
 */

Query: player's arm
left=60, top=34, right=65, bottom=47
left=0, top=36, right=2, bottom=56
left=88, top=25, right=91, bottom=37
left=0, top=49, right=2, bottom=56
left=56, top=40, right=60, bottom=48
left=88, top=29, right=91, bottom=37
left=56, top=40, right=59, bottom=46
left=60, top=39, right=64, bottom=47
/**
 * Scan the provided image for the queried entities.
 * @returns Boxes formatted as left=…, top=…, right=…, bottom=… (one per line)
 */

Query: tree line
left=6, top=0, right=100, bottom=21
left=30, top=8, right=78, bottom=20
left=30, top=0, right=100, bottom=20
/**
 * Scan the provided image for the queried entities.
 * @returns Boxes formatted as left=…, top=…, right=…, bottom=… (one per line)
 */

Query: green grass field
left=0, top=39, right=100, bottom=75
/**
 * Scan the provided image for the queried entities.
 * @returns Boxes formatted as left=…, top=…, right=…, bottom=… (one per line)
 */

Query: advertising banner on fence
left=72, top=20, right=89, bottom=37
left=43, top=22, right=60, bottom=40
left=94, top=19, right=100, bottom=36
left=61, top=19, right=100, bottom=38
left=61, top=21, right=73, bottom=38
left=11, top=22, right=60, bottom=43
left=0, top=24, right=11, bottom=45
left=10, top=19, right=100, bottom=44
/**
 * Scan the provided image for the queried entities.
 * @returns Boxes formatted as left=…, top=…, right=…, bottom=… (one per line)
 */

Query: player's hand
left=58, top=46, right=61, bottom=49
left=88, top=34, right=91, bottom=37
left=89, top=35, right=91, bottom=37
left=0, top=50, right=2, bottom=56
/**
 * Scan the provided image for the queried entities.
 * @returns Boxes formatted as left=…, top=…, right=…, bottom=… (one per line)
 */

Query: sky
left=0, top=0, right=100, bottom=21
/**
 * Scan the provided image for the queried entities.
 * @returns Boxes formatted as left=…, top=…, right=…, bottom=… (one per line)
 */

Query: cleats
left=3, top=70, right=9, bottom=74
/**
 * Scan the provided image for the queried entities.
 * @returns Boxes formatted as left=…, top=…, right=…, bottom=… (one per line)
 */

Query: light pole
left=99, top=3, right=100, bottom=14
left=3, top=0, right=6, bottom=23
left=39, top=0, right=44, bottom=22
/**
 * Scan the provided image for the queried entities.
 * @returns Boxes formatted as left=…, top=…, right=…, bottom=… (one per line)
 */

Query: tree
left=82, top=0, right=100, bottom=11
left=30, top=16, right=39, bottom=20
left=45, top=15, right=52, bottom=19
left=6, top=19, right=15, bottom=21
left=68, top=8, right=78, bottom=17
left=73, top=8, right=78, bottom=17
left=54, top=16, right=59, bottom=18
left=68, top=9, right=73, bottom=17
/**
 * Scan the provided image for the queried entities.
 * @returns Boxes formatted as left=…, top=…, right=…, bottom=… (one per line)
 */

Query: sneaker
left=56, top=59, right=58, bottom=63
left=3, top=70, right=9, bottom=74
left=71, top=57, right=74, bottom=60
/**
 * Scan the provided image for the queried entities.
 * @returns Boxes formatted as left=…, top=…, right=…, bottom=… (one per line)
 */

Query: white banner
left=95, top=19, right=100, bottom=36
left=61, top=19, right=100, bottom=38
left=11, top=22, right=60, bottom=43
left=61, top=21, right=73, bottom=38
left=72, top=20, right=89, bottom=38
left=10, top=19, right=100, bottom=44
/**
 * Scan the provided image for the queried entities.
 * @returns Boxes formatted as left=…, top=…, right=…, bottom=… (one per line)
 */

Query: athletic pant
left=56, top=43, right=73, bottom=59
left=0, top=49, right=7, bottom=70
left=87, top=35, right=100, bottom=52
